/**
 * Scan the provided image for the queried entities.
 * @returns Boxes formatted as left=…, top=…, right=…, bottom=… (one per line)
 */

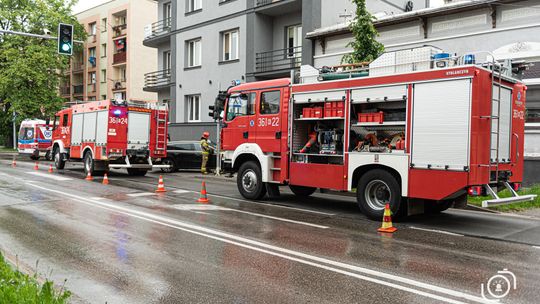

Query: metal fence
left=145, top=18, right=171, bottom=40
left=255, top=46, right=302, bottom=73
left=144, top=69, right=172, bottom=89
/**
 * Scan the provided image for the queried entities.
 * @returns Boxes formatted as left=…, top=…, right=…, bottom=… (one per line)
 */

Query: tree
left=0, top=0, right=86, bottom=146
left=342, top=0, right=384, bottom=64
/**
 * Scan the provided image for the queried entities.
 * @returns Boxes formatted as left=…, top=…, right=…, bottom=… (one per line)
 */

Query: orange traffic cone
left=48, top=164, right=53, bottom=173
left=155, top=175, right=167, bottom=193
left=85, top=171, right=93, bottom=181
left=378, top=204, right=397, bottom=233
left=197, top=181, right=210, bottom=203
left=102, top=173, right=109, bottom=185
left=33, top=162, right=39, bottom=170
left=11, top=159, right=16, bottom=167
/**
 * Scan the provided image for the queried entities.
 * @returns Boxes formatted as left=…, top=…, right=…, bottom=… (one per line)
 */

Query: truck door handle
left=243, top=131, right=249, bottom=139
left=275, top=131, right=282, bottom=139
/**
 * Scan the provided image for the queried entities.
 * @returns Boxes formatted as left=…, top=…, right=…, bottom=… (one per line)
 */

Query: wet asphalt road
left=0, top=156, right=539, bottom=304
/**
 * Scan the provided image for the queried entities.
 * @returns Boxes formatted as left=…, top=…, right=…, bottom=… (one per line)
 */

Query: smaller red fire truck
left=17, top=119, right=53, bottom=160
left=51, top=99, right=169, bottom=176
left=219, top=50, right=536, bottom=220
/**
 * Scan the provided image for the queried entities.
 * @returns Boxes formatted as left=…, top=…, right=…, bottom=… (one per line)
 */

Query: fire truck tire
left=127, top=169, right=148, bottom=177
left=237, top=161, right=267, bottom=200
left=289, top=185, right=317, bottom=197
left=84, top=152, right=95, bottom=176
left=356, top=169, right=404, bottom=220
left=53, top=147, right=66, bottom=170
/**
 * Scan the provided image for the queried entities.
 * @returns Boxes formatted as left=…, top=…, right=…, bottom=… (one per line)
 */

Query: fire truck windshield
left=226, top=93, right=254, bottom=121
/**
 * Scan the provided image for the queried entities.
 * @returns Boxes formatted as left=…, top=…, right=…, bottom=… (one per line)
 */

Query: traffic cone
left=33, top=162, right=39, bottom=170
left=85, top=171, right=93, bottom=181
left=102, top=173, right=109, bottom=185
left=155, top=175, right=167, bottom=193
left=377, top=204, right=397, bottom=233
left=48, top=164, right=53, bottom=173
left=11, top=159, right=16, bottom=167
left=197, top=181, right=210, bottom=203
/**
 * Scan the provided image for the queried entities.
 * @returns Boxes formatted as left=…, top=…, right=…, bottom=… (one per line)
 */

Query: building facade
left=143, top=0, right=428, bottom=141
left=60, top=0, right=158, bottom=104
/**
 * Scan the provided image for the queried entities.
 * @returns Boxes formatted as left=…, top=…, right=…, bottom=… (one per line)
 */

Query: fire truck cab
left=220, top=50, right=536, bottom=220
left=51, top=99, right=169, bottom=176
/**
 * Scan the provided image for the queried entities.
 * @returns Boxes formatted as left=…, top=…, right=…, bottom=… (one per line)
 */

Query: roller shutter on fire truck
left=127, top=112, right=150, bottom=150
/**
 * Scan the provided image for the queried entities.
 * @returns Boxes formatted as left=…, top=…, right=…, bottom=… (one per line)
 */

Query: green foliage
left=468, top=185, right=540, bottom=212
left=0, top=253, right=71, bottom=303
left=0, top=0, right=86, bottom=146
left=342, top=0, right=385, bottom=64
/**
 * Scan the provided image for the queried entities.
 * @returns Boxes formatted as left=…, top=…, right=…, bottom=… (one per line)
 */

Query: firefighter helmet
left=202, top=131, right=210, bottom=139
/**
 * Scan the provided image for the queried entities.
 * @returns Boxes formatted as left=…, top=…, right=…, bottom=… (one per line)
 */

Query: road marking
left=27, top=182, right=489, bottom=304
left=26, top=171, right=72, bottom=181
left=225, top=209, right=329, bottom=229
left=173, top=189, right=192, bottom=194
left=533, top=246, right=540, bottom=249
left=409, top=226, right=464, bottom=237
left=91, top=197, right=105, bottom=200
left=172, top=204, right=228, bottom=211
left=127, top=192, right=155, bottom=197
left=208, top=193, right=335, bottom=216
left=194, top=211, right=211, bottom=215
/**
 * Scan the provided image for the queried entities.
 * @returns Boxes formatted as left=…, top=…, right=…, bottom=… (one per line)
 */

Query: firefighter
left=200, top=131, right=213, bottom=174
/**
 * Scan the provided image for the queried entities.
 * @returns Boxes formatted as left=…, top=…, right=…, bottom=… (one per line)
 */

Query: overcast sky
left=72, top=0, right=110, bottom=14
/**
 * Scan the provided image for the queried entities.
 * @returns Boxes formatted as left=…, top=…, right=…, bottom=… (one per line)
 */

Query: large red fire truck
left=219, top=51, right=536, bottom=219
left=51, top=99, right=169, bottom=176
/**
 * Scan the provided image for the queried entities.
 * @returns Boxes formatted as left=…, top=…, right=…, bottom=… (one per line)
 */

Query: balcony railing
left=113, top=24, right=127, bottom=38
left=113, top=51, right=127, bottom=64
left=60, top=86, right=70, bottom=96
left=144, top=69, right=172, bottom=89
left=112, top=79, right=127, bottom=91
left=256, top=0, right=283, bottom=6
left=87, top=83, right=97, bottom=94
left=88, top=35, right=97, bottom=43
left=144, top=18, right=171, bottom=40
left=73, top=85, right=84, bottom=95
left=72, top=62, right=84, bottom=73
left=255, top=46, right=302, bottom=74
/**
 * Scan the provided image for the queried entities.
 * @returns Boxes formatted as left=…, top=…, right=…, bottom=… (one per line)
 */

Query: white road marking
left=91, top=197, right=105, bottom=200
left=172, top=204, right=229, bottom=211
left=27, top=182, right=490, bottom=304
left=127, top=192, right=155, bottom=197
left=533, top=246, right=540, bottom=250
left=225, top=209, right=328, bottom=229
left=26, top=171, right=72, bottom=181
left=173, top=189, right=192, bottom=194
left=409, top=226, right=464, bottom=237
left=209, top=193, right=335, bottom=216
left=193, top=211, right=211, bottom=215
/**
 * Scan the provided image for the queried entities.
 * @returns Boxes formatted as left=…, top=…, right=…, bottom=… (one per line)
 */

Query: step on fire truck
left=51, top=99, right=169, bottom=176
left=219, top=48, right=536, bottom=220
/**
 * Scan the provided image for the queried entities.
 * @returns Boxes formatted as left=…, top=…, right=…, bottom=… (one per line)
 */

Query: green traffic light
left=62, top=43, right=71, bottom=52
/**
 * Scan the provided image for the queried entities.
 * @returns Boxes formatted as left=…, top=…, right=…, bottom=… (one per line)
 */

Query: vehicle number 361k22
left=258, top=117, right=279, bottom=127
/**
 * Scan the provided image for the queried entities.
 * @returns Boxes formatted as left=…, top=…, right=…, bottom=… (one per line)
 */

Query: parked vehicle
left=161, top=140, right=217, bottom=173
left=17, top=119, right=52, bottom=160
left=51, top=99, right=170, bottom=176
left=219, top=50, right=535, bottom=220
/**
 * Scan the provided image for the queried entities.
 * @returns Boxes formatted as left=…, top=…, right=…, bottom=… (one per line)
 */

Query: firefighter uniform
left=200, top=132, right=212, bottom=174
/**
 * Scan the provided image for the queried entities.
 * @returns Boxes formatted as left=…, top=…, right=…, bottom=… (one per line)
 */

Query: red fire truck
left=219, top=53, right=536, bottom=219
left=51, top=99, right=169, bottom=176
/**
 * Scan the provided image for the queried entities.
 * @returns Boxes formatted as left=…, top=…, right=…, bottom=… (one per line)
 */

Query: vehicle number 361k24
left=258, top=117, right=279, bottom=127
left=110, top=117, right=128, bottom=125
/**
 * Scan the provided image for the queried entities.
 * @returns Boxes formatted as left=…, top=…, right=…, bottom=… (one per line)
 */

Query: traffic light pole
left=215, top=120, right=221, bottom=176
left=0, top=29, right=83, bottom=44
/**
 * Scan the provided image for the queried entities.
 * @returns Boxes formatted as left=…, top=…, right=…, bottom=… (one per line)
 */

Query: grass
left=0, top=253, right=71, bottom=304
left=468, top=185, right=540, bottom=212
left=0, top=147, right=16, bottom=153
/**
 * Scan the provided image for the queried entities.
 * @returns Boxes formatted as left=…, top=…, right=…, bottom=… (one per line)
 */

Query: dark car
left=161, top=140, right=217, bottom=173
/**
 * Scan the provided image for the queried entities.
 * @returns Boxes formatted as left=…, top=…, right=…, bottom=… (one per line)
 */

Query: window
left=187, top=0, right=202, bottom=12
left=101, top=18, right=107, bottom=32
left=164, top=50, right=171, bottom=71
left=286, top=25, right=302, bottom=58
left=187, top=39, right=201, bottom=67
left=89, top=47, right=96, bottom=58
left=101, top=43, right=107, bottom=57
left=89, top=72, right=96, bottom=84
left=187, top=95, right=201, bottom=122
left=119, top=67, right=127, bottom=81
left=89, top=22, right=97, bottom=35
left=226, top=93, right=255, bottom=120
left=222, top=29, right=239, bottom=61
left=164, top=2, right=172, bottom=26
left=101, top=95, right=107, bottom=100
left=101, top=69, right=107, bottom=82
left=62, top=114, right=69, bottom=127
left=260, top=91, right=280, bottom=115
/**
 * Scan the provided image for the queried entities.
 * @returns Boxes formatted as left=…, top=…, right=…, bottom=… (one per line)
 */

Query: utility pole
left=12, top=111, right=17, bottom=149
left=0, top=29, right=83, bottom=44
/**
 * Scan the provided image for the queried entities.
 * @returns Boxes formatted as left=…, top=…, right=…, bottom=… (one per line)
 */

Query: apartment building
left=60, top=0, right=158, bottom=104
left=143, top=0, right=426, bottom=140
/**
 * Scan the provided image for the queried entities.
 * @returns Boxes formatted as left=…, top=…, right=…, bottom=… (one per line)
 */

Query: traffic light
left=209, top=105, right=217, bottom=120
left=210, top=91, right=228, bottom=120
left=57, top=23, right=73, bottom=55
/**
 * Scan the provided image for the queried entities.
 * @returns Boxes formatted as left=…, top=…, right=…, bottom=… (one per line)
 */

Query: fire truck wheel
left=237, top=161, right=267, bottom=200
left=127, top=169, right=148, bottom=177
left=53, top=147, right=66, bottom=170
left=289, top=185, right=317, bottom=197
left=84, top=152, right=95, bottom=176
left=357, top=169, right=403, bottom=220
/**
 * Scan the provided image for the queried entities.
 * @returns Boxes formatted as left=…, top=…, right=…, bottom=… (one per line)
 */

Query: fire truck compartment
left=71, top=114, right=83, bottom=146
left=127, top=112, right=150, bottom=150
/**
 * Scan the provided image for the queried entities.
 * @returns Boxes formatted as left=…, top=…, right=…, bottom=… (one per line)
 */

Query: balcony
left=255, top=46, right=302, bottom=76
left=87, top=83, right=97, bottom=94
left=113, top=24, right=127, bottom=38
left=73, top=85, right=84, bottom=95
left=143, top=18, right=172, bottom=47
left=60, top=86, right=70, bottom=96
left=72, top=62, right=84, bottom=73
left=88, top=35, right=97, bottom=44
left=255, top=0, right=301, bottom=16
left=144, top=69, right=173, bottom=92
left=112, top=79, right=127, bottom=91
left=113, top=51, right=127, bottom=65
